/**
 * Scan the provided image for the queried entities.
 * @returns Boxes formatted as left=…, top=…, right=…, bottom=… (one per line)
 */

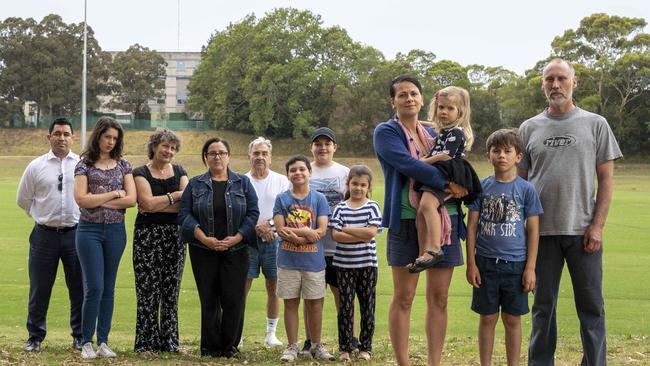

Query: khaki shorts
left=276, top=267, right=326, bottom=300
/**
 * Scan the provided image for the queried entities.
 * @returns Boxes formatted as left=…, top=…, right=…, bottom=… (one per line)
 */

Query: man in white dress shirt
left=16, top=118, right=84, bottom=352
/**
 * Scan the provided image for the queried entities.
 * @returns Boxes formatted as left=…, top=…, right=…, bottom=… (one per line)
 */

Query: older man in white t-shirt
left=244, top=137, right=291, bottom=348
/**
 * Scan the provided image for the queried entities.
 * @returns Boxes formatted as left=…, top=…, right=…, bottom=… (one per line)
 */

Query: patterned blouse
left=75, top=159, right=132, bottom=224
left=429, top=126, right=466, bottom=159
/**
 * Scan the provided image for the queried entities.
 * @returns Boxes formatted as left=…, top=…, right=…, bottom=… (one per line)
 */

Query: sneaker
left=24, top=338, right=41, bottom=353
left=96, top=342, right=117, bottom=358
left=264, top=333, right=283, bottom=347
left=280, top=343, right=300, bottom=362
left=80, top=342, right=96, bottom=359
left=311, top=343, right=336, bottom=361
left=237, top=337, right=243, bottom=349
left=72, top=337, right=83, bottom=351
left=298, top=339, right=312, bottom=358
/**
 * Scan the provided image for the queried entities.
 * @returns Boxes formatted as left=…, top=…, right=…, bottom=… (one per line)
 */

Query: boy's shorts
left=325, top=256, right=338, bottom=288
left=247, top=237, right=279, bottom=280
left=471, top=254, right=529, bottom=316
left=276, top=267, right=326, bottom=300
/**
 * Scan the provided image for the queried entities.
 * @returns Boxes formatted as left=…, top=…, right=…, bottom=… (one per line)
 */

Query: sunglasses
left=58, top=174, right=63, bottom=191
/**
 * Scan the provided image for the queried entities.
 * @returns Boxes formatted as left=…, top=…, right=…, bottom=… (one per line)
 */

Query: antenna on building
left=177, top=0, right=181, bottom=51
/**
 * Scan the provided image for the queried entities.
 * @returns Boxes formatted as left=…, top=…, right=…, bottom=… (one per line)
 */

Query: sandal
left=407, top=250, right=444, bottom=273
left=357, top=351, right=371, bottom=361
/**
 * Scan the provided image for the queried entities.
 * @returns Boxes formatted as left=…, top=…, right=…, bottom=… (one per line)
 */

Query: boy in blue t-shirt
left=465, top=129, right=543, bottom=365
left=272, top=155, right=335, bottom=362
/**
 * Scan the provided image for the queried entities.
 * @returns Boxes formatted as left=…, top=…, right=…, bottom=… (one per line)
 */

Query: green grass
left=0, top=154, right=649, bottom=365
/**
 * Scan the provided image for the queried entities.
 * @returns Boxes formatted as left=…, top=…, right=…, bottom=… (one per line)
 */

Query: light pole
left=81, top=0, right=88, bottom=150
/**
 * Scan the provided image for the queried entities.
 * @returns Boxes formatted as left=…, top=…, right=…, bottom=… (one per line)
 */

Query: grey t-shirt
left=519, top=107, right=622, bottom=236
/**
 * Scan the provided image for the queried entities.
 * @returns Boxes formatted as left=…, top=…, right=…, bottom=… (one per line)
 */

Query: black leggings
left=336, top=267, right=378, bottom=352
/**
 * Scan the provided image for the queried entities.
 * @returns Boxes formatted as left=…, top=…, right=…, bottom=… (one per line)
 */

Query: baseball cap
left=310, top=127, right=336, bottom=144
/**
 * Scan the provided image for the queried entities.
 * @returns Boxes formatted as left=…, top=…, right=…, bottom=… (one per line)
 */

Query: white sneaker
left=280, top=343, right=300, bottom=362
left=96, top=342, right=117, bottom=358
left=311, top=342, right=335, bottom=361
left=80, top=342, right=96, bottom=359
left=264, top=333, right=283, bottom=347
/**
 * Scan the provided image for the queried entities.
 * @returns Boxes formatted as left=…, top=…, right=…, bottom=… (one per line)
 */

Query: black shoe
left=301, top=339, right=311, bottom=352
left=24, top=338, right=41, bottom=353
left=350, top=337, right=360, bottom=353
left=222, top=347, right=241, bottom=359
left=72, top=337, right=83, bottom=351
left=407, top=250, right=445, bottom=273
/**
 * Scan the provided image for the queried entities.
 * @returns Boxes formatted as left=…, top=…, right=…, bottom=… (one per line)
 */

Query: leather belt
left=37, top=224, right=77, bottom=233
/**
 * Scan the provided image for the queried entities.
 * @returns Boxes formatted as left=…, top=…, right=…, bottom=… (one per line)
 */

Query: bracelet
left=166, top=192, right=173, bottom=205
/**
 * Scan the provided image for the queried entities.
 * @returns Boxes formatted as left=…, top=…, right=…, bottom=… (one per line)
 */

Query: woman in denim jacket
left=178, top=137, right=259, bottom=358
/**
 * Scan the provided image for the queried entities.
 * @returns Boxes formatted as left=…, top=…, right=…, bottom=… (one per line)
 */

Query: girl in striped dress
left=329, top=165, right=382, bottom=362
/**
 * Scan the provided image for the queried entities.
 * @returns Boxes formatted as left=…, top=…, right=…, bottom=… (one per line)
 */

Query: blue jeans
left=27, top=225, right=83, bottom=341
left=528, top=235, right=606, bottom=366
left=75, top=220, right=126, bottom=344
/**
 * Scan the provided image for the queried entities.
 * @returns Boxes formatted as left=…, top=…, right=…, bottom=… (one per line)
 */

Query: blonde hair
left=427, top=86, right=474, bottom=151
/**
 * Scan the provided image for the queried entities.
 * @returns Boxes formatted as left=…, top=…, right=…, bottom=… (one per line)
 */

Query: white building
left=100, top=51, right=202, bottom=121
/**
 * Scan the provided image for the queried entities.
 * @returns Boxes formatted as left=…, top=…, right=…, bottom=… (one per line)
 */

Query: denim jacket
left=178, top=170, right=259, bottom=251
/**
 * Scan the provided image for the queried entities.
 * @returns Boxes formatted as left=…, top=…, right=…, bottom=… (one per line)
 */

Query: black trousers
left=27, top=225, right=83, bottom=341
left=188, top=244, right=249, bottom=356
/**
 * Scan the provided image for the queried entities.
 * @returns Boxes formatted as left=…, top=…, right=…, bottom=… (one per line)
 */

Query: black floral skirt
left=133, top=224, right=186, bottom=352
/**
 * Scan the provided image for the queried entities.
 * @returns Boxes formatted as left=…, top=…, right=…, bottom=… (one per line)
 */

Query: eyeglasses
left=206, top=151, right=229, bottom=159
left=57, top=174, right=63, bottom=191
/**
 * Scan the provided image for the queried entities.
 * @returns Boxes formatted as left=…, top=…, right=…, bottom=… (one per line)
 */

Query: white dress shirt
left=17, top=150, right=80, bottom=227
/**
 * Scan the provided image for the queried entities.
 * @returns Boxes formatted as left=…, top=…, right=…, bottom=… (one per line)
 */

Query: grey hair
left=147, top=127, right=181, bottom=159
left=248, top=136, right=273, bottom=154
left=545, top=58, right=575, bottom=77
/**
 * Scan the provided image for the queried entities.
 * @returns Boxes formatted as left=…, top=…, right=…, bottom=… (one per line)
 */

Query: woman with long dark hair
left=73, top=116, right=136, bottom=359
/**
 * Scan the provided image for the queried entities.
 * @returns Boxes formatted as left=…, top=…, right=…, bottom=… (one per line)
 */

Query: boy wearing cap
left=300, top=127, right=353, bottom=354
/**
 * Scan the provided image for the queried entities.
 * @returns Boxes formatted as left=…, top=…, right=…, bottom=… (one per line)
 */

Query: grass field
left=0, top=135, right=649, bottom=365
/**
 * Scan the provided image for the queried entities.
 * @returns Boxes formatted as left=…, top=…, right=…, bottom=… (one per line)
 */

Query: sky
left=3, top=0, right=649, bottom=75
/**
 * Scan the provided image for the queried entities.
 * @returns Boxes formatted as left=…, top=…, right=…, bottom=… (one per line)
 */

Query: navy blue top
left=373, top=117, right=448, bottom=232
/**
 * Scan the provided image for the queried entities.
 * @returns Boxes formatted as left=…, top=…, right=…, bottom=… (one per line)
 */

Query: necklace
left=148, top=163, right=167, bottom=175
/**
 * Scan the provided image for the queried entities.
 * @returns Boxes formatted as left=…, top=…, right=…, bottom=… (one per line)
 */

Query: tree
left=0, top=15, right=110, bottom=125
left=108, top=44, right=166, bottom=116
left=551, top=13, right=650, bottom=153
left=187, top=8, right=384, bottom=139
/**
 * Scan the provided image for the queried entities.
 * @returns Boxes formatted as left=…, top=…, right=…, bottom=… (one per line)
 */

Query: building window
left=176, top=61, right=186, bottom=71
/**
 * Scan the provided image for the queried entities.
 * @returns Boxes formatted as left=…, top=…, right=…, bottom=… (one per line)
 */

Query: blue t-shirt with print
left=273, top=189, right=329, bottom=272
left=467, top=176, right=543, bottom=262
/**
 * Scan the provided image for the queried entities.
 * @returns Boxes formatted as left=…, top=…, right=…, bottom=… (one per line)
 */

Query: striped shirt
left=329, top=200, right=382, bottom=268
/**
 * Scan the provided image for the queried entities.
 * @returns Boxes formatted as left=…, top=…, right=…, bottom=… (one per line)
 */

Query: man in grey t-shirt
left=519, top=58, right=622, bottom=366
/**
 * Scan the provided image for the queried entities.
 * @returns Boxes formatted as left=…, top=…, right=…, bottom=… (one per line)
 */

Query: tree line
left=188, top=10, right=649, bottom=155
left=0, top=14, right=166, bottom=125
left=1, top=11, right=648, bottom=156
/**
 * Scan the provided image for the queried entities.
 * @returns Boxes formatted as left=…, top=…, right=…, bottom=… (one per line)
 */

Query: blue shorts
left=471, top=254, right=529, bottom=316
left=247, top=237, right=279, bottom=280
left=386, top=218, right=464, bottom=268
